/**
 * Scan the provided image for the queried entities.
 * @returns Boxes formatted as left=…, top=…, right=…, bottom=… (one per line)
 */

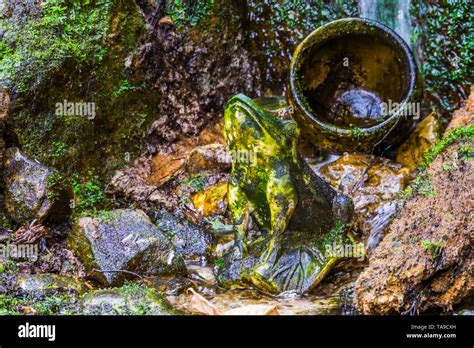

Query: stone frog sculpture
left=215, top=94, right=355, bottom=294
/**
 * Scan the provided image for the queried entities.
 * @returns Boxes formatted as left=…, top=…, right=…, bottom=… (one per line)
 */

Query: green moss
left=46, top=171, right=68, bottom=201
left=0, top=293, right=78, bottom=315
left=71, top=171, right=105, bottom=216
left=2, top=0, right=155, bottom=181
left=165, top=0, right=215, bottom=29
left=82, top=282, right=176, bottom=315
left=414, top=173, right=436, bottom=197
left=442, top=162, right=456, bottom=171
left=399, top=125, right=473, bottom=205
left=421, top=239, right=445, bottom=260
left=420, top=125, right=474, bottom=169
left=112, top=79, right=133, bottom=97
left=180, top=173, right=206, bottom=193
left=0, top=0, right=111, bottom=93
left=50, top=141, right=68, bottom=159
left=214, top=257, right=224, bottom=271
left=351, top=127, right=364, bottom=141
left=399, top=185, right=414, bottom=200
left=322, top=220, right=350, bottom=249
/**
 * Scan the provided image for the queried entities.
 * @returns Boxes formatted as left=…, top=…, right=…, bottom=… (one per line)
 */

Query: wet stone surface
left=68, top=209, right=187, bottom=286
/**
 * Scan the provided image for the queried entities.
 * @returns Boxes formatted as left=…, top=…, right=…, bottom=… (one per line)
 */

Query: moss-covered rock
left=15, top=274, right=89, bottom=295
left=4, top=147, right=71, bottom=224
left=67, top=209, right=187, bottom=286
left=355, top=124, right=473, bottom=314
left=81, top=283, right=177, bottom=315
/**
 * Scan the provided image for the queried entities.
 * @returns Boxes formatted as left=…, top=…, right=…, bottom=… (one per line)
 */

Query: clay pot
left=287, top=18, right=421, bottom=153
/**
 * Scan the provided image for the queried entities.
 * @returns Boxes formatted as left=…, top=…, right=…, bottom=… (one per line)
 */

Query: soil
left=355, top=112, right=473, bottom=313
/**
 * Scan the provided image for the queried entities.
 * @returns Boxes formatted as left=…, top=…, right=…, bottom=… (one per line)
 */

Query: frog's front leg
left=264, top=171, right=297, bottom=262
left=228, top=178, right=251, bottom=258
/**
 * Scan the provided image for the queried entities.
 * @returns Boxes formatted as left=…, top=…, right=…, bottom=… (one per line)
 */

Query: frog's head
left=224, top=94, right=299, bottom=155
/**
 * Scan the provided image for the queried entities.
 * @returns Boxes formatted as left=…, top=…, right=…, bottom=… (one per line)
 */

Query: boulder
left=153, top=210, right=215, bottom=259
left=4, top=148, right=71, bottom=224
left=67, top=209, right=187, bottom=286
left=81, top=284, right=177, bottom=315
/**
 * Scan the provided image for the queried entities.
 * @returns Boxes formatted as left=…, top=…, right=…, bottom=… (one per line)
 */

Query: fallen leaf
left=158, top=16, right=174, bottom=27
left=187, top=288, right=221, bottom=315
left=223, top=304, right=280, bottom=316
left=192, top=182, right=228, bottom=216
left=20, top=306, right=37, bottom=315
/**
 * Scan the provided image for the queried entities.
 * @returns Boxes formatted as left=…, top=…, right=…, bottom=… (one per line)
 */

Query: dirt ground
left=355, top=98, right=473, bottom=314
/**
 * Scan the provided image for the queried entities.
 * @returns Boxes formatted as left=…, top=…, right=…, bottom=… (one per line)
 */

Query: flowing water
left=359, top=0, right=412, bottom=45
left=165, top=261, right=360, bottom=315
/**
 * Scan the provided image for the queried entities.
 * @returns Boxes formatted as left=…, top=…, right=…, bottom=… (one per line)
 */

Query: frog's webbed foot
left=251, top=246, right=332, bottom=294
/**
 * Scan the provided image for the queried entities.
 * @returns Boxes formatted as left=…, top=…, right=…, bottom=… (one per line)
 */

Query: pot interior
left=299, top=33, right=409, bottom=128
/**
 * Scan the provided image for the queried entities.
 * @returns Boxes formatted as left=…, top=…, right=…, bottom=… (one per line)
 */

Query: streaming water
left=165, top=261, right=360, bottom=315
left=359, top=0, right=412, bottom=45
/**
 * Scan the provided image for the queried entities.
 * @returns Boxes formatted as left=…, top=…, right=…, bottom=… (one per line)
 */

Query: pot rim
left=288, top=17, right=419, bottom=136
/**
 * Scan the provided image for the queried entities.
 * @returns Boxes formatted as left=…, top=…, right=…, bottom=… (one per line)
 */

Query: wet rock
left=184, top=144, right=230, bottom=174
left=355, top=127, right=473, bottom=314
left=81, top=284, right=177, bottom=315
left=152, top=210, right=214, bottom=259
left=145, top=276, right=193, bottom=296
left=110, top=122, right=227, bottom=211
left=192, top=182, right=228, bottom=217
left=67, top=209, right=187, bottom=286
left=318, top=153, right=412, bottom=251
left=109, top=157, right=174, bottom=209
left=0, top=227, right=10, bottom=243
left=15, top=274, right=88, bottom=295
left=396, top=112, right=441, bottom=169
left=4, top=148, right=71, bottom=224
left=146, top=121, right=226, bottom=187
left=140, top=2, right=260, bottom=149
